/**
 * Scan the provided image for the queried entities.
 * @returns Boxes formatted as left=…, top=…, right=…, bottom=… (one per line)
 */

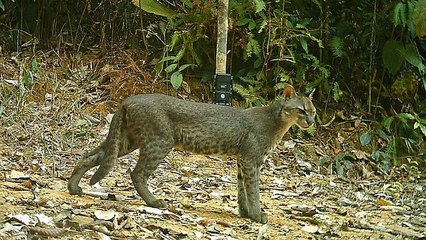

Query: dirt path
left=1, top=142, right=425, bottom=239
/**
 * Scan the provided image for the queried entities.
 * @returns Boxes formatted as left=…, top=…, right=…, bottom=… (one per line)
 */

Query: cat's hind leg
left=68, top=145, right=106, bottom=195
left=68, top=140, right=135, bottom=195
left=131, top=139, right=173, bottom=209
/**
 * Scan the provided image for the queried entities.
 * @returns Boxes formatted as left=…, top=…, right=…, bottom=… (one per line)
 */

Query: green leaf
left=253, top=57, right=263, bottom=69
left=181, top=0, right=193, bottom=8
left=404, top=43, right=421, bottom=67
left=407, top=1, right=416, bottom=36
left=336, top=152, right=356, bottom=162
left=0, top=0, right=4, bottom=11
left=382, top=40, right=405, bottom=74
left=236, top=18, right=250, bottom=26
left=76, top=118, right=89, bottom=127
left=419, top=124, right=426, bottom=137
left=170, top=71, right=183, bottom=90
left=250, top=38, right=261, bottom=57
left=132, top=0, right=175, bottom=18
left=414, top=0, right=426, bottom=37
left=22, top=71, right=33, bottom=88
left=274, top=82, right=287, bottom=91
left=248, top=19, right=257, bottom=31
left=317, top=156, right=331, bottom=167
left=170, top=32, right=180, bottom=50
left=164, top=63, right=177, bottom=73
left=398, top=113, right=415, bottom=120
left=188, top=44, right=202, bottom=66
left=252, top=0, right=265, bottom=13
left=31, top=58, right=40, bottom=73
left=383, top=117, right=394, bottom=131
left=256, top=70, right=265, bottom=81
left=178, top=63, right=196, bottom=72
left=343, top=159, right=353, bottom=170
left=336, top=159, right=344, bottom=177
left=155, top=62, right=163, bottom=73
left=377, top=129, right=389, bottom=141
left=360, top=132, right=372, bottom=146
left=332, top=82, right=341, bottom=102
left=423, top=75, right=426, bottom=91
left=392, top=2, right=406, bottom=27
left=245, top=35, right=261, bottom=59
left=372, top=150, right=382, bottom=161
left=159, top=55, right=176, bottom=63
left=414, top=122, right=419, bottom=129
left=175, top=47, right=186, bottom=62
left=300, top=37, right=308, bottom=54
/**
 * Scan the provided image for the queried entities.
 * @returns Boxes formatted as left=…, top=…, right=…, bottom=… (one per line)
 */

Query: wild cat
left=68, top=85, right=316, bottom=223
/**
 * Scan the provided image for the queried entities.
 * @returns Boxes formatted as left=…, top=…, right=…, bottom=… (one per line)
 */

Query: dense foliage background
left=0, top=0, right=425, bottom=175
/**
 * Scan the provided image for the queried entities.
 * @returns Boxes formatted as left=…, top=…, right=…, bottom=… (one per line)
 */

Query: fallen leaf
left=29, top=226, right=66, bottom=237
left=354, top=119, right=361, bottom=128
left=354, top=150, right=366, bottom=159
left=69, top=215, right=94, bottom=226
left=380, top=206, right=405, bottom=212
left=257, top=224, right=268, bottom=240
left=283, top=140, right=296, bottom=149
left=376, top=199, right=392, bottom=206
left=337, top=197, right=353, bottom=206
left=4, top=79, right=19, bottom=86
left=271, top=190, right=299, bottom=199
left=301, top=225, right=319, bottom=233
left=216, top=220, right=232, bottom=228
left=36, top=214, right=55, bottom=226
left=94, top=210, right=117, bottom=221
left=96, top=232, right=111, bottom=240
left=8, top=214, right=35, bottom=225
left=355, top=211, right=367, bottom=218
left=9, top=170, right=29, bottom=179
left=355, top=191, right=369, bottom=201
left=199, top=219, right=216, bottom=227
left=21, top=180, right=33, bottom=189
left=0, top=222, right=24, bottom=234
left=288, top=204, right=316, bottom=213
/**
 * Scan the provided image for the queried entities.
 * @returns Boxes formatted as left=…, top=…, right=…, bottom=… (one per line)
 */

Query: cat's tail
left=88, top=106, right=125, bottom=185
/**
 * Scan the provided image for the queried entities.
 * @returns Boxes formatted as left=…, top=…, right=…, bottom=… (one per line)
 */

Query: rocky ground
left=0, top=52, right=425, bottom=239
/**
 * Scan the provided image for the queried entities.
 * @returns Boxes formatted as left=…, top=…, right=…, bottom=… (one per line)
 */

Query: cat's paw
left=259, top=212, right=268, bottom=224
left=250, top=212, right=268, bottom=224
left=239, top=207, right=249, bottom=218
left=67, top=184, right=83, bottom=196
left=147, top=199, right=168, bottom=209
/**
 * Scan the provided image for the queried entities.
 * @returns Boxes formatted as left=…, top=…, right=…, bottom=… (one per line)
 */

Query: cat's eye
left=297, top=107, right=306, bottom=114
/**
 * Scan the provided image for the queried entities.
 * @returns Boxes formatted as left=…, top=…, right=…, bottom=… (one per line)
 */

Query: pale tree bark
left=216, top=0, right=229, bottom=74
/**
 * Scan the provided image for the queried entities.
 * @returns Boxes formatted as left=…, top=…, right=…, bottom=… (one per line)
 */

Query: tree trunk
left=216, top=0, right=229, bottom=74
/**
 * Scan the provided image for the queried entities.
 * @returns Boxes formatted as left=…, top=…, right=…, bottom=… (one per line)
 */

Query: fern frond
left=329, top=36, right=346, bottom=58
left=245, top=34, right=261, bottom=59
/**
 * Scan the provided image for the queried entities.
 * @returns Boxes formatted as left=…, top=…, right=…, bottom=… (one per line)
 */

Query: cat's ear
left=309, top=88, right=316, bottom=100
left=283, top=85, right=296, bottom=100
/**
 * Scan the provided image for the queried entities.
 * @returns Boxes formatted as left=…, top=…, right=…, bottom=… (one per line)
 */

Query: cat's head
left=280, top=85, right=316, bottom=129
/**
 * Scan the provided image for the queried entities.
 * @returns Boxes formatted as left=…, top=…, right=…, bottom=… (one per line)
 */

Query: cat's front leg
left=237, top=162, right=249, bottom=217
left=240, top=158, right=267, bottom=223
